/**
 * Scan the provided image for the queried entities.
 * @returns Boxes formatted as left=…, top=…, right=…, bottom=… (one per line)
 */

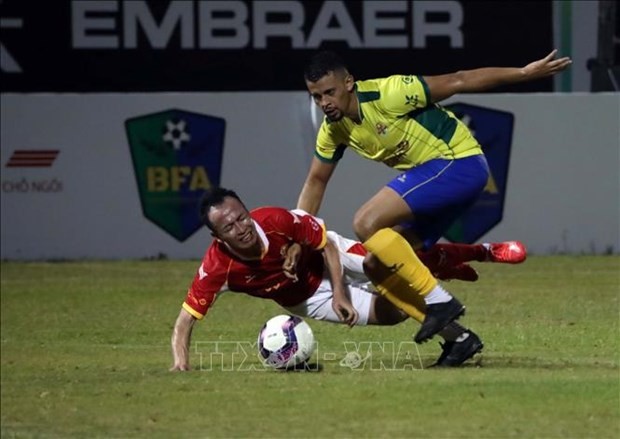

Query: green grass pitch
left=1, top=256, right=619, bottom=438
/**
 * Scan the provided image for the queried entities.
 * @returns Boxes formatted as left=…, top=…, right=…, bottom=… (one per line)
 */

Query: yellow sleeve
left=315, top=120, right=346, bottom=163
left=378, top=75, right=430, bottom=116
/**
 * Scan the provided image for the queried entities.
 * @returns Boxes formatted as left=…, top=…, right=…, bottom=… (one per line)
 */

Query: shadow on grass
left=267, top=355, right=618, bottom=372
left=469, top=354, right=618, bottom=370
left=275, top=362, right=324, bottom=373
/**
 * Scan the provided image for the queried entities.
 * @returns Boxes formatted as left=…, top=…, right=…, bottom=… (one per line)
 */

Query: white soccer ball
left=257, top=315, right=316, bottom=369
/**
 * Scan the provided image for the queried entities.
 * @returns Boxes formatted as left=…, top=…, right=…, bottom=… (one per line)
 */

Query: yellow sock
left=364, top=228, right=437, bottom=296
left=373, top=274, right=426, bottom=323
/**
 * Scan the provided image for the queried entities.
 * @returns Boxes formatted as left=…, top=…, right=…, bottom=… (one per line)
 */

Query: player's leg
left=399, top=156, right=525, bottom=279
left=417, top=241, right=527, bottom=280
left=360, top=249, right=431, bottom=324
left=335, top=281, right=471, bottom=347
left=290, top=279, right=483, bottom=367
left=362, top=244, right=465, bottom=343
left=328, top=226, right=516, bottom=284
left=403, top=230, right=480, bottom=281
left=359, top=156, right=490, bottom=250
left=331, top=248, right=485, bottom=366
left=327, top=224, right=483, bottom=363
left=367, top=295, right=408, bottom=325
left=367, top=294, right=484, bottom=367
left=482, top=241, right=527, bottom=263
left=284, top=273, right=428, bottom=328
left=307, top=279, right=460, bottom=330
left=284, top=278, right=378, bottom=325
left=433, top=328, right=484, bottom=367
left=356, top=157, right=488, bottom=343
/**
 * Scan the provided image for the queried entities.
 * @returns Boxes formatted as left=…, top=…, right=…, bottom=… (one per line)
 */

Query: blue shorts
left=387, top=155, right=489, bottom=250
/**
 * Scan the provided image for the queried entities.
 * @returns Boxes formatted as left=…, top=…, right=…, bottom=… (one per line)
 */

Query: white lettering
left=413, top=1, right=463, bottom=48
left=253, top=1, right=304, bottom=49
left=307, top=1, right=361, bottom=48
left=70, top=0, right=466, bottom=50
left=199, top=0, right=249, bottom=49
left=124, top=1, right=194, bottom=49
left=363, top=1, right=407, bottom=48
left=72, top=0, right=119, bottom=49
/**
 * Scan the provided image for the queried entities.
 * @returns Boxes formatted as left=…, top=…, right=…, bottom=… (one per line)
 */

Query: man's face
left=306, top=70, right=354, bottom=122
left=209, top=197, right=258, bottom=252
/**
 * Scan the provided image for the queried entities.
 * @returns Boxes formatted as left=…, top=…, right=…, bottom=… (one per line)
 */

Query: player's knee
left=362, top=253, right=380, bottom=276
left=363, top=253, right=393, bottom=284
left=372, top=296, right=408, bottom=326
left=353, top=210, right=380, bottom=241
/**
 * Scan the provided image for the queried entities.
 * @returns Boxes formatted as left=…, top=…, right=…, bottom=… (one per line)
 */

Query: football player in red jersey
left=171, top=187, right=496, bottom=371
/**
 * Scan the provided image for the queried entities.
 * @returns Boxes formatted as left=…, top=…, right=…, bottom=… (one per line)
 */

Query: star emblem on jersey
left=375, top=123, right=388, bottom=135
left=162, top=119, right=191, bottom=150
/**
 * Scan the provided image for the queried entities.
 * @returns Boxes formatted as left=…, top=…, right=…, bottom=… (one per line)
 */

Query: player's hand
left=522, top=49, right=572, bottom=79
left=282, top=243, right=302, bottom=281
left=332, top=296, right=359, bottom=327
left=169, top=363, right=190, bottom=372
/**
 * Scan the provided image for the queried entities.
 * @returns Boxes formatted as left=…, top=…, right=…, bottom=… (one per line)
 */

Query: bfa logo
left=125, top=109, right=226, bottom=242
left=443, top=103, right=514, bottom=244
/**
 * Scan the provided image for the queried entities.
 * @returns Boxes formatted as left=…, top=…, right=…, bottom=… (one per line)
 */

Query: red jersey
left=183, top=207, right=327, bottom=319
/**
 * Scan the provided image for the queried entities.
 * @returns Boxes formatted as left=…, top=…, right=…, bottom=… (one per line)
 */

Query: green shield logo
left=125, top=109, right=226, bottom=241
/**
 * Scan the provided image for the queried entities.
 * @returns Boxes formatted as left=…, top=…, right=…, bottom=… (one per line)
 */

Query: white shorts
left=284, top=231, right=378, bottom=326
left=284, top=277, right=377, bottom=326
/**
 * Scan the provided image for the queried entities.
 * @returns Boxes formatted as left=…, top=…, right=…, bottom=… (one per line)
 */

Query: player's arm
left=283, top=242, right=302, bottom=281
left=323, top=238, right=359, bottom=327
left=297, top=156, right=337, bottom=215
left=424, top=49, right=572, bottom=103
left=170, top=308, right=197, bottom=371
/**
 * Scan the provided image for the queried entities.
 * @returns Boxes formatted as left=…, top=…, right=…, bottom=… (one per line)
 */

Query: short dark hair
left=199, top=187, right=245, bottom=231
left=304, top=51, right=348, bottom=82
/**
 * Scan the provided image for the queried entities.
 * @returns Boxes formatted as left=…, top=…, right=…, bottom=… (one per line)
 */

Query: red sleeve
left=182, top=245, right=229, bottom=320
left=285, top=209, right=327, bottom=250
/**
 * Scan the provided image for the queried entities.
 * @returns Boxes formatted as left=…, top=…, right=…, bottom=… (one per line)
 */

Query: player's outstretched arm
left=425, top=49, right=572, bottom=103
left=297, top=157, right=337, bottom=215
left=323, top=239, right=359, bottom=327
left=170, top=308, right=196, bottom=371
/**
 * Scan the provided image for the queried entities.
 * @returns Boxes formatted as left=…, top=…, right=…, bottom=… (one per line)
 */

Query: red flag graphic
left=5, top=150, right=59, bottom=167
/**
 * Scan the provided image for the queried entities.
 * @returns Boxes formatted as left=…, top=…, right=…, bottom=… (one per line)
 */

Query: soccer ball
left=257, top=315, right=316, bottom=369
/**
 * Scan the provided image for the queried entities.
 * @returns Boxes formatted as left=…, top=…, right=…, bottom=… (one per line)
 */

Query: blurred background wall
left=1, top=0, right=618, bottom=259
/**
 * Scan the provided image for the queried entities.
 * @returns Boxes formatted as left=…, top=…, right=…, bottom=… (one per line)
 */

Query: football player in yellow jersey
left=297, top=50, right=571, bottom=350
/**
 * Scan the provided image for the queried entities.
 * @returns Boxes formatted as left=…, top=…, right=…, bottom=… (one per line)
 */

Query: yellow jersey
left=315, top=75, right=483, bottom=170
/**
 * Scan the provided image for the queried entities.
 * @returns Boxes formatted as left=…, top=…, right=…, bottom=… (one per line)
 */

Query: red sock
left=416, top=243, right=487, bottom=271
